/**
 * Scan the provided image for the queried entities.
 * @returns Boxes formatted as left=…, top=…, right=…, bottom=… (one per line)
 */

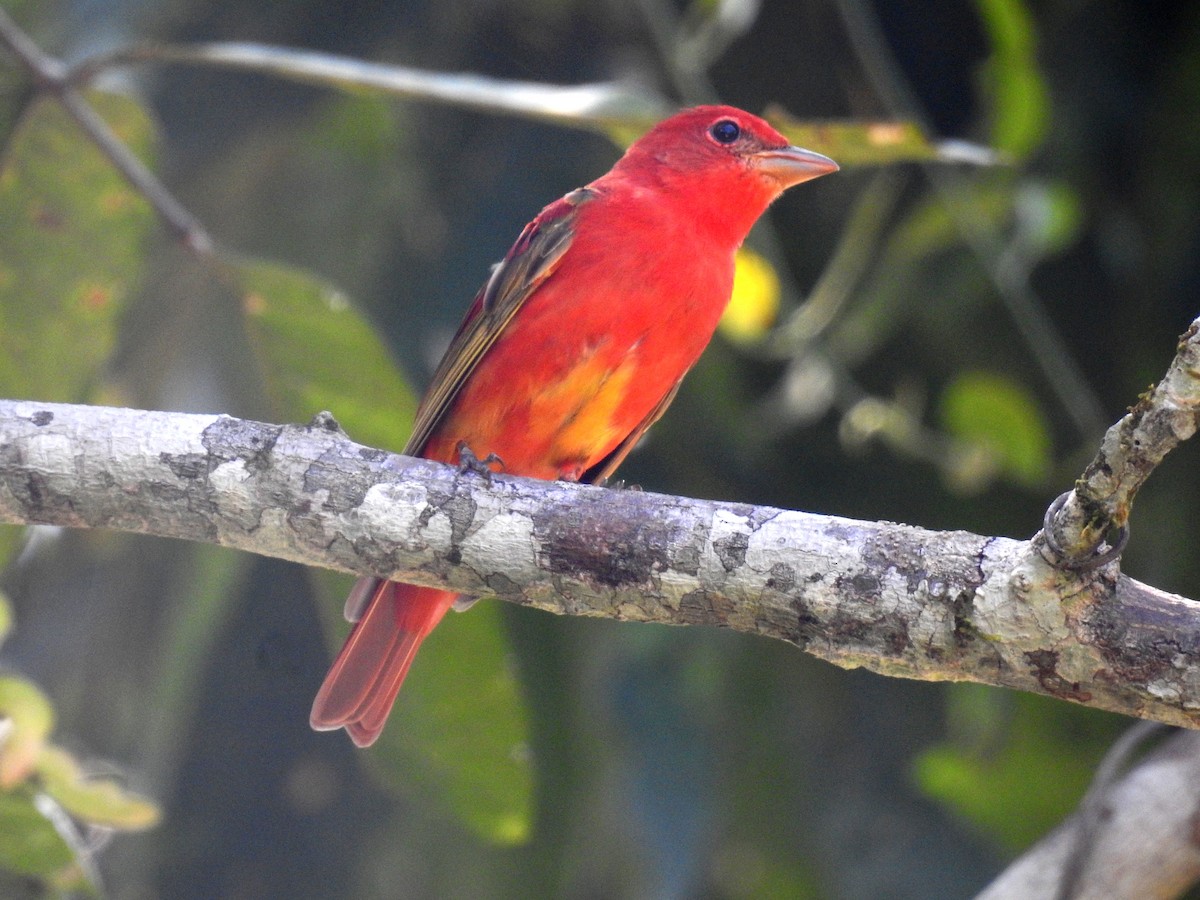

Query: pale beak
left=753, top=145, right=839, bottom=188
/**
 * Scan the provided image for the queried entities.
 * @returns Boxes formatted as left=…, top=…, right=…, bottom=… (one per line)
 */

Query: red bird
left=310, top=105, right=838, bottom=746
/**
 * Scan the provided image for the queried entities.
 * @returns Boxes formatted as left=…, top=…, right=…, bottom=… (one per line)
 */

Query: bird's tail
left=310, top=578, right=456, bottom=747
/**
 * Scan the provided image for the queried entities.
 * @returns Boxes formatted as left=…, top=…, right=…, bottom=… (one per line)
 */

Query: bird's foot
left=456, top=441, right=504, bottom=484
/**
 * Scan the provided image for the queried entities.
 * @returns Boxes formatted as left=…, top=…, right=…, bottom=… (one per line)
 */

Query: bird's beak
left=752, top=145, right=839, bottom=188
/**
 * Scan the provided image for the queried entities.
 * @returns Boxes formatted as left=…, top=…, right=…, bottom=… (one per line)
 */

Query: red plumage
left=311, top=105, right=837, bottom=746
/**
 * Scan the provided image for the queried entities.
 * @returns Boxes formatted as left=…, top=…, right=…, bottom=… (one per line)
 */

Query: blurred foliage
left=0, top=528, right=22, bottom=580
left=0, top=673, right=53, bottom=788
left=913, top=686, right=1116, bottom=852
left=938, top=370, right=1052, bottom=488
left=376, top=599, right=533, bottom=845
left=721, top=248, right=781, bottom=344
left=767, top=106, right=989, bottom=167
left=0, top=589, right=10, bottom=645
left=0, top=792, right=79, bottom=885
left=825, top=181, right=1008, bottom=367
left=35, top=746, right=159, bottom=830
left=1011, top=179, right=1083, bottom=257
left=0, top=33, right=534, bottom=881
left=0, top=1, right=35, bottom=143
left=140, top=544, right=254, bottom=774
left=0, top=595, right=158, bottom=894
left=972, top=0, right=1049, bottom=158
left=238, top=257, right=419, bottom=452
left=0, top=92, right=154, bottom=402
left=0, top=0, right=1197, bottom=897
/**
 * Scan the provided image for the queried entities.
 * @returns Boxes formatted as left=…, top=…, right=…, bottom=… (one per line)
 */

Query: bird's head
left=606, top=105, right=838, bottom=242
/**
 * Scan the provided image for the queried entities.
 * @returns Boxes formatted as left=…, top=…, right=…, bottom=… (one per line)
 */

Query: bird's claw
left=456, top=441, right=504, bottom=484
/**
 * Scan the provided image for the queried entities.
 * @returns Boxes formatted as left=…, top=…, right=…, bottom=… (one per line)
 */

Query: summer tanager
left=310, top=105, right=838, bottom=746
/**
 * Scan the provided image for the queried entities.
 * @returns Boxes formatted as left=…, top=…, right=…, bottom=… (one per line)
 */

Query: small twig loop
left=1041, top=491, right=1130, bottom=572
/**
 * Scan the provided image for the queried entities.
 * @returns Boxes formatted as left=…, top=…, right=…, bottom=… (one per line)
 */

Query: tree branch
left=2, top=391, right=1199, bottom=728
left=1042, top=317, right=1200, bottom=566
left=978, top=728, right=1200, bottom=899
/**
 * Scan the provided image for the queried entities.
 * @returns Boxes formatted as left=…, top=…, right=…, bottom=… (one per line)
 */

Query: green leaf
left=236, top=258, right=418, bottom=451
left=974, top=0, right=1050, bottom=158
left=0, top=676, right=54, bottom=788
left=35, top=746, right=159, bottom=831
left=372, top=600, right=533, bottom=845
left=0, top=791, right=74, bottom=878
left=0, top=590, right=11, bottom=647
left=938, top=371, right=1051, bottom=488
left=913, top=687, right=1119, bottom=851
left=0, top=527, right=25, bottom=574
left=1014, top=180, right=1082, bottom=257
left=0, top=91, right=155, bottom=401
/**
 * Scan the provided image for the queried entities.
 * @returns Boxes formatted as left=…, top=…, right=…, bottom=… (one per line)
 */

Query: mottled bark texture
left=1, top=392, right=1199, bottom=728
left=1041, top=317, right=1200, bottom=566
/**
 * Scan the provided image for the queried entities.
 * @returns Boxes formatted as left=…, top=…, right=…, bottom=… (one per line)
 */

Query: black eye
left=710, top=119, right=741, bottom=144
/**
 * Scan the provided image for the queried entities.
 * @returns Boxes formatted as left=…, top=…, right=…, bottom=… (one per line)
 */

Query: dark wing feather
left=403, top=187, right=594, bottom=457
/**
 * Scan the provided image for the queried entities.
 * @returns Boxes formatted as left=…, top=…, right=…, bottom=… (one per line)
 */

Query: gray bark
left=2, top=398, right=1199, bottom=729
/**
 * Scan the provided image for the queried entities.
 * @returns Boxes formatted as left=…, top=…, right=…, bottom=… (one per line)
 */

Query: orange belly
left=423, top=333, right=645, bottom=480
left=420, top=192, right=736, bottom=479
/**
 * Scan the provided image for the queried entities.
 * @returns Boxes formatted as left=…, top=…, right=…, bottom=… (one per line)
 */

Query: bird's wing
left=403, top=187, right=594, bottom=457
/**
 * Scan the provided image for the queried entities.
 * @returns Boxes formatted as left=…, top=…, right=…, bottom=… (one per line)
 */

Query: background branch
left=978, top=728, right=1200, bottom=900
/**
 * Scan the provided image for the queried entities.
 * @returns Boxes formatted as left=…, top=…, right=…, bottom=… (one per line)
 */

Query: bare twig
left=0, top=7, right=215, bottom=255
left=68, top=41, right=671, bottom=139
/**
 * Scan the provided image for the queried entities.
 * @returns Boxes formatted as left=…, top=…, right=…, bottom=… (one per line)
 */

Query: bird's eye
left=709, top=119, right=741, bottom=144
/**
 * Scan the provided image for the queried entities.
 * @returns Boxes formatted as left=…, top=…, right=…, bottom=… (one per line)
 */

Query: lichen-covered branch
left=1042, top=315, right=1200, bottom=566
left=2, top=398, right=1199, bottom=727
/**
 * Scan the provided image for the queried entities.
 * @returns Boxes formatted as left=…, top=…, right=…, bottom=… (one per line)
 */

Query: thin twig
left=67, top=42, right=670, bottom=137
left=0, top=7, right=215, bottom=256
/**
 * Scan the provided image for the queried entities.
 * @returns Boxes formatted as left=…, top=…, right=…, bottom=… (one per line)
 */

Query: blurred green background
left=1, top=0, right=1199, bottom=897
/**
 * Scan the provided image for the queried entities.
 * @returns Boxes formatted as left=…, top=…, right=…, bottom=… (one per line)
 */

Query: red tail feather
left=310, top=579, right=456, bottom=747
